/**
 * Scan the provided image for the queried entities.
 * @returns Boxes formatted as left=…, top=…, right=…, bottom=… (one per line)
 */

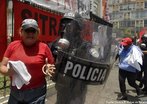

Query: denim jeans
left=8, top=85, right=47, bottom=104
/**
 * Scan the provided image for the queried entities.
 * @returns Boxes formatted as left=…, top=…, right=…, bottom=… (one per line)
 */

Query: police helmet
left=60, top=12, right=83, bottom=30
left=142, top=34, right=147, bottom=40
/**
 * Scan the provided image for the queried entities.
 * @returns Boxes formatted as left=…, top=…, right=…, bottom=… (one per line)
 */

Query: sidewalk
left=46, top=64, right=147, bottom=104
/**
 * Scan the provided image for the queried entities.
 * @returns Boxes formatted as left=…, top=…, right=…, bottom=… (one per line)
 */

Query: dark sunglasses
left=24, top=29, right=37, bottom=33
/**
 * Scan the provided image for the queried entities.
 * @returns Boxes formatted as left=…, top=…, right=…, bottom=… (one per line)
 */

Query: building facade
left=108, top=0, right=147, bottom=34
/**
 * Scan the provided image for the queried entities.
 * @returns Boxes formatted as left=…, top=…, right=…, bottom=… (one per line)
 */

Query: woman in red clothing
left=0, top=19, right=55, bottom=104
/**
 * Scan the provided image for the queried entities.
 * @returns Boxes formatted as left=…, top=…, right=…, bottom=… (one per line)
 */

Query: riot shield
left=48, top=14, right=116, bottom=104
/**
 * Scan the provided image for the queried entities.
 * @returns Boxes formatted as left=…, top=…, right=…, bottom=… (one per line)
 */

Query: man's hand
left=42, top=64, right=56, bottom=77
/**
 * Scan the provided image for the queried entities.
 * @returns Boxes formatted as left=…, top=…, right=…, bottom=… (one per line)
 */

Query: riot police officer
left=51, top=12, right=91, bottom=104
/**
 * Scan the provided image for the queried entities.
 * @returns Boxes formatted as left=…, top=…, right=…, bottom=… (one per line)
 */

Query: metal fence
left=0, top=76, right=10, bottom=97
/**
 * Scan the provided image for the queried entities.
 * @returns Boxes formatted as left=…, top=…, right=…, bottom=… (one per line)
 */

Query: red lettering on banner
left=13, top=0, right=63, bottom=43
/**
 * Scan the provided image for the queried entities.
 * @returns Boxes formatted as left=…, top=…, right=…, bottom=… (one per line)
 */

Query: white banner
left=26, top=0, right=78, bottom=13
left=25, top=0, right=102, bottom=19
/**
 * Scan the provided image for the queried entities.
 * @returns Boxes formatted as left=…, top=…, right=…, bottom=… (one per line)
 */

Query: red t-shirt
left=4, top=40, right=54, bottom=90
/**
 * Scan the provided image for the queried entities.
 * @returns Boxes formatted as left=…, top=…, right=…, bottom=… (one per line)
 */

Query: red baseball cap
left=120, top=37, right=132, bottom=46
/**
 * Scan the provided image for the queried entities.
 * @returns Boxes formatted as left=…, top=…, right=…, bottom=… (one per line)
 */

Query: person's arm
left=0, top=57, right=13, bottom=76
left=142, top=50, right=147, bottom=54
left=42, top=45, right=56, bottom=77
left=115, top=53, right=120, bottom=61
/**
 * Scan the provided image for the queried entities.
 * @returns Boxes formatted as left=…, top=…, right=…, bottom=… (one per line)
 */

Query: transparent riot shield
left=48, top=17, right=116, bottom=104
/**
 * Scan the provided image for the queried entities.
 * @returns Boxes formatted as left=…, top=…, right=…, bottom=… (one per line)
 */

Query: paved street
left=1, top=63, right=147, bottom=104
left=46, top=64, right=147, bottom=104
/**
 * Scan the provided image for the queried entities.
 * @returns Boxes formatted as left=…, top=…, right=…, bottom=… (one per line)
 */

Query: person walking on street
left=0, top=19, right=55, bottom=104
left=117, top=37, right=143, bottom=100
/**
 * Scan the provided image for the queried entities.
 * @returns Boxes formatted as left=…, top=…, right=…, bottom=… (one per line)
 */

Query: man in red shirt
left=0, top=19, right=55, bottom=104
